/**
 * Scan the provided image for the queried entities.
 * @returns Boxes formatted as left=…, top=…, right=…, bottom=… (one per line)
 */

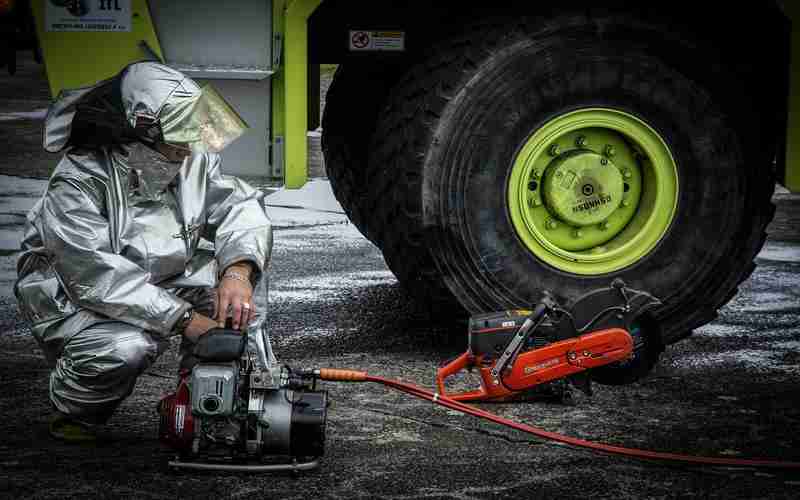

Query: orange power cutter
left=436, top=280, right=661, bottom=402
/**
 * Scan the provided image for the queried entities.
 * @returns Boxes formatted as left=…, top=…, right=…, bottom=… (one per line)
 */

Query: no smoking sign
left=349, top=30, right=405, bottom=52
left=351, top=31, right=371, bottom=49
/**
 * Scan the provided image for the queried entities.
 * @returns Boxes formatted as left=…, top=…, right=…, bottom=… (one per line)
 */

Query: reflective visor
left=160, top=84, right=248, bottom=153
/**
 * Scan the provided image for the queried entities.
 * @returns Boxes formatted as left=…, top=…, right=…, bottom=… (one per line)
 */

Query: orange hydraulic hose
left=316, top=369, right=800, bottom=470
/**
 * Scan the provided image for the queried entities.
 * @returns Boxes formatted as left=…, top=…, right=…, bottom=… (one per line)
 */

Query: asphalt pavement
left=0, top=53, right=799, bottom=499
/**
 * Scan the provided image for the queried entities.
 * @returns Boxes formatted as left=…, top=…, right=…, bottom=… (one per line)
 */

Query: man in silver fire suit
left=14, top=62, right=272, bottom=441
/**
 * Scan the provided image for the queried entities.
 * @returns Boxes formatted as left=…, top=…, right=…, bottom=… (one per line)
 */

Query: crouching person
left=13, top=62, right=272, bottom=441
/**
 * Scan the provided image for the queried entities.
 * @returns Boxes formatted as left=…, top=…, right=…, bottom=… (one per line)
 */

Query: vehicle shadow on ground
left=267, top=282, right=468, bottom=361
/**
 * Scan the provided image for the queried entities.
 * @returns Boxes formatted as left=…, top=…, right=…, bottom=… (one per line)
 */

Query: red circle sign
left=351, top=31, right=370, bottom=49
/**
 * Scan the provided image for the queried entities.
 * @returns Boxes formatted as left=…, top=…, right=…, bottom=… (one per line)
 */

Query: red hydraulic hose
left=315, top=369, right=800, bottom=470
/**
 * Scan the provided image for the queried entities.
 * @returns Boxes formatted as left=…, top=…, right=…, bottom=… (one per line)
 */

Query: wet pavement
left=1, top=54, right=800, bottom=499
left=0, top=172, right=798, bottom=498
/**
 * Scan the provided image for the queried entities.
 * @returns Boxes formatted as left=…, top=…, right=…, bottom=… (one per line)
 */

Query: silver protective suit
left=14, top=62, right=272, bottom=423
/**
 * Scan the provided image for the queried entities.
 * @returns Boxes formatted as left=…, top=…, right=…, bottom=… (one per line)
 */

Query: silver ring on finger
left=242, top=303, right=251, bottom=310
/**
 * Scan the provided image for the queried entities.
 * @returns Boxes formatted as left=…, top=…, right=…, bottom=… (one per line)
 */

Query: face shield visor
left=159, top=84, right=249, bottom=156
left=127, top=84, right=248, bottom=198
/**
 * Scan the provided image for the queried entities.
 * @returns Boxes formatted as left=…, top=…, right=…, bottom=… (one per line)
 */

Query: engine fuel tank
left=191, top=363, right=238, bottom=417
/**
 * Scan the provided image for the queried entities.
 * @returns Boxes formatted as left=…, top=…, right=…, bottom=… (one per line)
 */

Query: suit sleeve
left=202, top=155, right=272, bottom=284
left=40, top=176, right=191, bottom=335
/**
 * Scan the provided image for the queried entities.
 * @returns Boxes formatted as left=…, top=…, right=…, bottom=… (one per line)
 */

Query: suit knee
left=108, top=334, right=159, bottom=379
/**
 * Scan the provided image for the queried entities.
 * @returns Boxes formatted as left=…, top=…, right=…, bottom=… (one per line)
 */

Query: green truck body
left=23, top=1, right=799, bottom=191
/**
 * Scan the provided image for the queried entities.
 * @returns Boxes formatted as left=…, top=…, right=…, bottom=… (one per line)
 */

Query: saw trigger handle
left=435, top=352, right=494, bottom=401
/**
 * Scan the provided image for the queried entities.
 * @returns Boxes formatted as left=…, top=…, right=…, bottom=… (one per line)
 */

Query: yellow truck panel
left=31, top=0, right=163, bottom=97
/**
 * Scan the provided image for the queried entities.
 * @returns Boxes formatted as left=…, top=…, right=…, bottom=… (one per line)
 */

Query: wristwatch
left=174, top=307, right=194, bottom=335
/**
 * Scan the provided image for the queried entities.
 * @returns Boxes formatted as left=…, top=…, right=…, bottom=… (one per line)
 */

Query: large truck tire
left=325, top=13, right=777, bottom=383
left=323, top=63, right=457, bottom=304
left=322, top=65, right=384, bottom=237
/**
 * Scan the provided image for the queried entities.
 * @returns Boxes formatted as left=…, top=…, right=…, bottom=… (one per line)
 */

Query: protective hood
left=43, top=62, right=248, bottom=195
left=121, top=62, right=249, bottom=152
left=42, top=78, right=117, bottom=153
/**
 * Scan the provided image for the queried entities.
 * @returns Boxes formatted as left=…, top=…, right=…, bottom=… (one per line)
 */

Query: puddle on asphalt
left=0, top=228, right=23, bottom=255
left=770, top=340, right=800, bottom=350
left=0, top=214, right=26, bottom=225
left=737, top=290, right=800, bottom=313
left=0, top=109, right=48, bottom=122
left=374, top=429, right=424, bottom=445
left=0, top=176, right=44, bottom=221
left=676, top=349, right=798, bottom=373
left=0, top=175, right=47, bottom=193
left=269, top=290, right=325, bottom=302
left=270, top=270, right=396, bottom=303
left=757, top=241, right=800, bottom=263
left=0, top=192, right=43, bottom=198
left=699, top=325, right=800, bottom=341
left=274, top=226, right=367, bottom=250
left=284, top=327, right=338, bottom=342
left=694, top=323, right=753, bottom=337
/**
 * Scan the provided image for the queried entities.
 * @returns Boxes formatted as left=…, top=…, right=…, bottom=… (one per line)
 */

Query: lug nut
left=576, top=136, right=588, bottom=148
left=573, top=229, right=583, bottom=238
left=528, top=180, right=538, bottom=191
left=532, top=198, right=542, bottom=207
left=604, top=145, right=616, bottom=157
left=622, top=169, right=632, bottom=179
left=568, top=352, right=577, bottom=360
left=556, top=171, right=564, bottom=178
left=583, top=350, right=590, bottom=357
left=622, top=199, right=630, bottom=208
left=532, top=169, right=540, bottom=179
left=600, top=158, right=609, bottom=166
left=599, top=221, right=609, bottom=230
left=548, top=144, right=561, bottom=157
left=546, top=220, right=558, bottom=230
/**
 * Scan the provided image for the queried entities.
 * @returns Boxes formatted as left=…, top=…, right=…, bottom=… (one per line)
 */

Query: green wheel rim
left=507, top=108, right=679, bottom=275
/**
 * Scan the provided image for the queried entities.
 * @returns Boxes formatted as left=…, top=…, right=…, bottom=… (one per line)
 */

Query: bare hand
left=216, top=263, right=255, bottom=331
left=182, top=313, right=218, bottom=342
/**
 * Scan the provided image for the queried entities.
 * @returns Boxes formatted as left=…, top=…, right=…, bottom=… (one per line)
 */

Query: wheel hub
left=541, top=150, right=624, bottom=228
left=507, top=108, right=679, bottom=274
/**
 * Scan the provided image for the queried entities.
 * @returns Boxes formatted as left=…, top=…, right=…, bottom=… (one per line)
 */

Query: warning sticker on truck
left=349, top=31, right=405, bottom=52
left=46, top=0, right=132, bottom=32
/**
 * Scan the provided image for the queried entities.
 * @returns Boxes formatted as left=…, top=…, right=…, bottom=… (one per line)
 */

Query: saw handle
left=436, top=352, right=498, bottom=401
left=436, top=302, right=550, bottom=402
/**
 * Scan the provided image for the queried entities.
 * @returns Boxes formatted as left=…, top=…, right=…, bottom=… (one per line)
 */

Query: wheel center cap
left=541, top=150, right=624, bottom=227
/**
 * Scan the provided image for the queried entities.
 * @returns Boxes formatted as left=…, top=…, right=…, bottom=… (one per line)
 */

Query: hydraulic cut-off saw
left=436, top=279, right=660, bottom=402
